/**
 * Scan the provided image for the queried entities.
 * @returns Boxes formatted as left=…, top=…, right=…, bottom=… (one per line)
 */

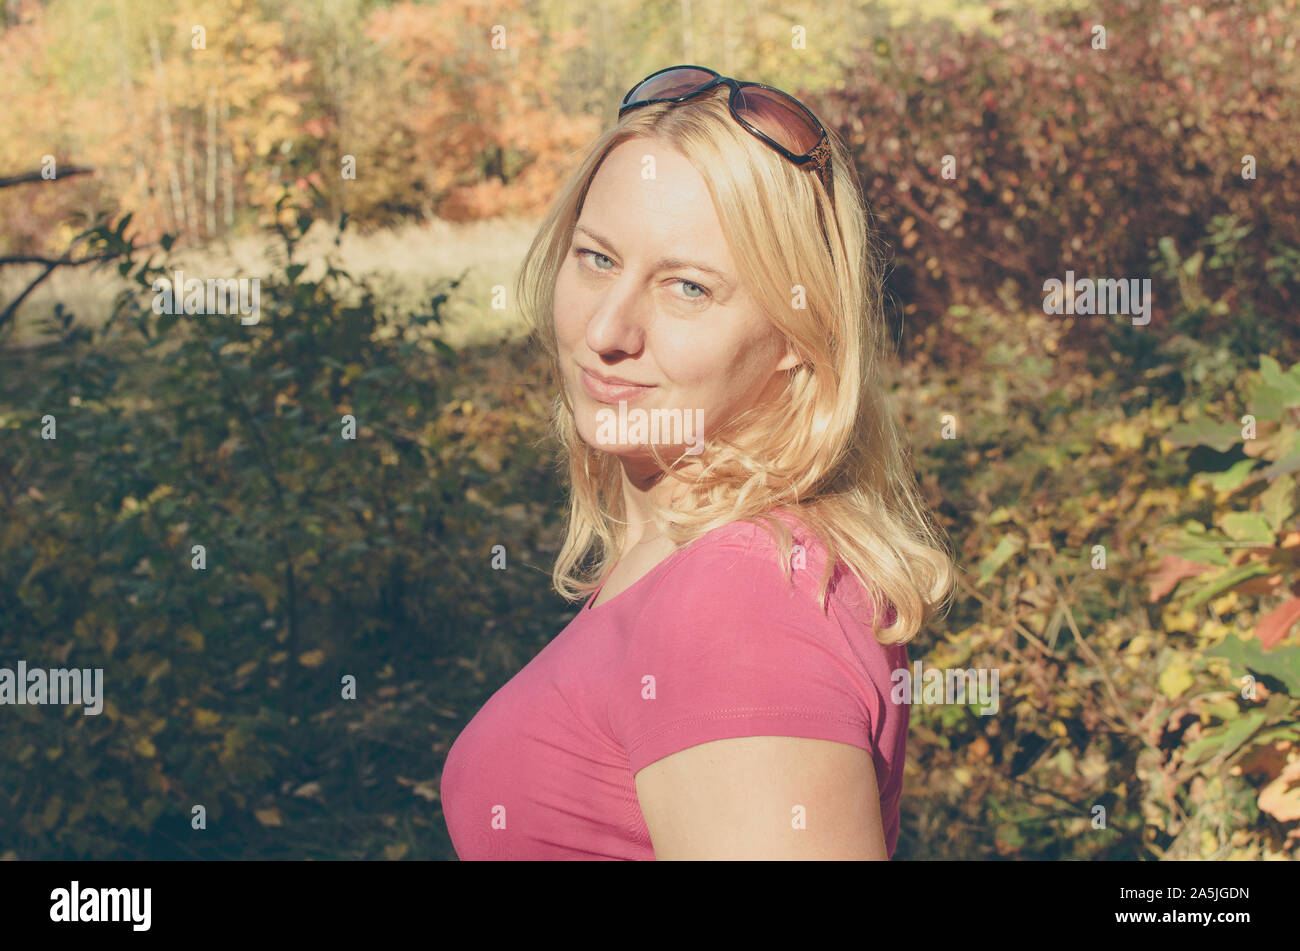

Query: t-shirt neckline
left=582, top=510, right=801, bottom=614
left=583, top=542, right=691, bottom=613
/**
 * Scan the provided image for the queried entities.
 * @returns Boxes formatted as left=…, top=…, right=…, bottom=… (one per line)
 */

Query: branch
left=0, top=253, right=119, bottom=334
left=0, top=261, right=57, bottom=333
left=0, top=165, right=95, bottom=189
left=0, top=252, right=118, bottom=267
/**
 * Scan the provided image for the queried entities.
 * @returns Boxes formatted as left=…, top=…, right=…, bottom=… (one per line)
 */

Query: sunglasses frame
left=618, top=64, right=837, bottom=217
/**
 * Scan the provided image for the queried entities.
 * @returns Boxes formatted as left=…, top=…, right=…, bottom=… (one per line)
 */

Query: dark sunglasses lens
left=734, top=86, right=824, bottom=156
left=624, top=67, right=716, bottom=106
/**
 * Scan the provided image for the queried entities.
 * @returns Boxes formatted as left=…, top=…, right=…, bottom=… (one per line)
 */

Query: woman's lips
left=580, top=368, right=656, bottom=404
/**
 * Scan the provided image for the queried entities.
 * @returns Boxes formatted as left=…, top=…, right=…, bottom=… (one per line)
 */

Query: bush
left=0, top=209, right=566, bottom=858
left=895, top=301, right=1300, bottom=859
left=820, top=0, right=1300, bottom=358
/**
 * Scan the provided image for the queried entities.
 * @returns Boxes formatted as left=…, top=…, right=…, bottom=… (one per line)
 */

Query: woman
left=440, top=65, right=955, bottom=860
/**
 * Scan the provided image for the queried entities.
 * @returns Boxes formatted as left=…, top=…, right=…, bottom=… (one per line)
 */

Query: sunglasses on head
left=618, top=65, right=837, bottom=217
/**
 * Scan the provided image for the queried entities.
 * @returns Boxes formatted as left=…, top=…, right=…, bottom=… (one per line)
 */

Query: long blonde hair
left=514, top=84, right=955, bottom=645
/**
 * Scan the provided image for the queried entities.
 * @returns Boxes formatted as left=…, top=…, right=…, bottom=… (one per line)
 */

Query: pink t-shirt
left=439, top=509, right=908, bottom=859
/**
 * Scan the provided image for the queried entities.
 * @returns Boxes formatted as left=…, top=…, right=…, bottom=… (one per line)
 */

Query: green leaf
left=1251, top=356, right=1300, bottom=420
left=1182, top=562, right=1275, bottom=608
left=1260, top=355, right=1300, bottom=405
left=1202, top=458, right=1257, bottom=492
left=1183, top=731, right=1226, bottom=766
left=1259, top=474, right=1297, bottom=533
left=1206, top=634, right=1300, bottom=695
left=1261, top=449, right=1300, bottom=482
left=1203, top=709, right=1267, bottom=761
left=1166, top=417, right=1240, bottom=452
left=1167, top=522, right=1233, bottom=566
left=1251, top=724, right=1300, bottom=747
left=976, top=534, right=1023, bottom=587
left=1218, top=511, right=1274, bottom=544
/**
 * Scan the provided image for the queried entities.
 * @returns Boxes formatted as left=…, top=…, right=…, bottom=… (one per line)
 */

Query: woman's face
left=553, top=137, right=799, bottom=463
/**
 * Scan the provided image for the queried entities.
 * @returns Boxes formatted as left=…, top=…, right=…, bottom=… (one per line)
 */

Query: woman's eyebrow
left=574, top=224, right=730, bottom=282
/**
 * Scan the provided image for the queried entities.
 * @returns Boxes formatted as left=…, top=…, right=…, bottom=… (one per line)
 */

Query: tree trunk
left=183, top=121, right=198, bottom=238
left=113, top=0, right=154, bottom=227
left=147, top=25, right=187, bottom=234
left=206, top=88, right=218, bottom=237
left=220, top=96, right=234, bottom=232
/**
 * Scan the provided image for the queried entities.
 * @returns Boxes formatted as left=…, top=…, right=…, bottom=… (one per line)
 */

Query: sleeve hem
left=626, top=707, right=871, bottom=775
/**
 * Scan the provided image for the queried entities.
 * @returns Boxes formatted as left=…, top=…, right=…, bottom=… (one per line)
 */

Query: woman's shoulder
left=652, top=508, right=834, bottom=598
left=654, top=507, right=893, bottom=628
left=682, top=507, right=827, bottom=563
left=628, top=510, right=899, bottom=667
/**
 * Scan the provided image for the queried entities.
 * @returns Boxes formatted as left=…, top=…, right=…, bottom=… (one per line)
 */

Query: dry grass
left=1, top=215, right=542, bottom=350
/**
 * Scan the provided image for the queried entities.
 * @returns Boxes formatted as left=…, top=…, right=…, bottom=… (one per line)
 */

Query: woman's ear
left=774, top=340, right=803, bottom=372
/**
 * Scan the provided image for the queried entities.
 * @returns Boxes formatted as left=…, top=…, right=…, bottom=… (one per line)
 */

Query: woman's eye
left=575, top=248, right=613, bottom=270
left=575, top=248, right=710, bottom=302
left=676, top=279, right=709, bottom=301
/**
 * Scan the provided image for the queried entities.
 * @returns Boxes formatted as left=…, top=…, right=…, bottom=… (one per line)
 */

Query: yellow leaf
left=135, top=738, right=156, bottom=758
left=193, top=709, right=221, bottom=729
left=1159, top=661, right=1194, bottom=699
left=1099, top=419, right=1146, bottom=450
left=298, top=650, right=325, bottom=668
left=988, top=506, right=1013, bottom=525
left=263, top=93, right=301, bottom=116
left=383, top=843, right=409, bottom=860
left=248, top=575, right=279, bottom=613
left=1200, top=829, right=1219, bottom=858
left=178, top=624, right=205, bottom=651
left=1161, top=604, right=1198, bottom=634
left=254, top=808, right=283, bottom=827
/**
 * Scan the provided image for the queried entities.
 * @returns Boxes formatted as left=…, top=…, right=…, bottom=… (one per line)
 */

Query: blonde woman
left=441, top=65, right=955, bottom=860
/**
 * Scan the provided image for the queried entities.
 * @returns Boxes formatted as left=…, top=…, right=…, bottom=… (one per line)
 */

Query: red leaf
left=1147, top=554, right=1215, bottom=602
left=1255, top=598, right=1300, bottom=649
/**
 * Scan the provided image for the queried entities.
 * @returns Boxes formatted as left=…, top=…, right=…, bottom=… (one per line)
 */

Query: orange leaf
left=1258, top=754, right=1300, bottom=822
left=1255, top=597, right=1300, bottom=649
left=1233, top=574, right=1284, bottom=596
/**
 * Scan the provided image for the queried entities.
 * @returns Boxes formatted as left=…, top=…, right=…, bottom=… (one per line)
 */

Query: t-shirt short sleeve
left=611, top=536, right=878, bottom=775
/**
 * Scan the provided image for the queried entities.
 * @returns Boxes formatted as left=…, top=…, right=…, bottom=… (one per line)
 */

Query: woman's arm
left=633, top=735, right=888, bottom=860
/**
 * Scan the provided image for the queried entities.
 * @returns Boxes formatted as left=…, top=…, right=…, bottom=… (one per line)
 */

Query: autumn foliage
left=1, top=0, right=1298, bottom=860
